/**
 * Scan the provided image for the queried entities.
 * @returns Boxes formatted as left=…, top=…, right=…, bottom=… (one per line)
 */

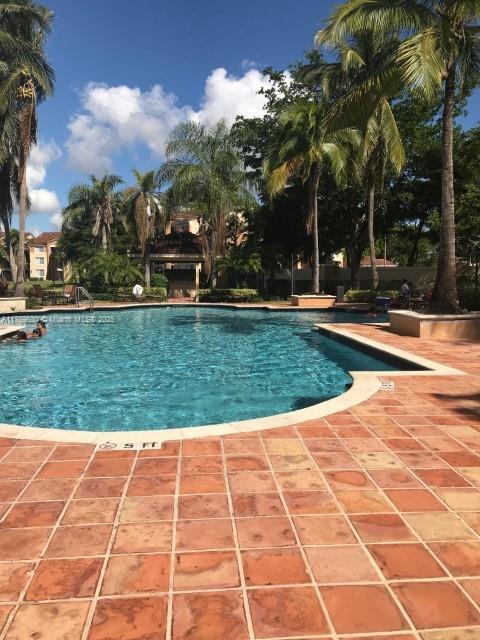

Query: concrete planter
left=0, top=297, right=26, bottom=314
left=390, top=310, right=480, bottom=340
left=291, top=295, right=336, bottom=308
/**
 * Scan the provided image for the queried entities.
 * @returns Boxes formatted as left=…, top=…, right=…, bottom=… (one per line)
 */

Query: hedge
left=345, top=289, right=399, bottom=303
left=198, top=288, right=260, bottom=303
left=114, top=286, right=168, bottom=301
left=459, top=289, right=480, bottom=311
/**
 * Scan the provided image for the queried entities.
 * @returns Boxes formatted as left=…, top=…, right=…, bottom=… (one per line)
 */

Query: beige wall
left=278, top=266, right=437, bottom=290
left=390, top=311, right=480, bottom=340
left=29, top=240, right=67, bottom=281
left=29, top=244, right=48, bottom=280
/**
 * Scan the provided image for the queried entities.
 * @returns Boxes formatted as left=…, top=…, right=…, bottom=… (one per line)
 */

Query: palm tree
left=0, top=159, right=16, bottom=282
left=0, top=1, right=55, bottom=297
left=264, top=99, right=358, bottom=294
left=317, top=0, right=480, bottom=310
left=158, top=120, right=254, bottom=287
left=306, top=31, right=406, bottom=290
left=63, top=174, right=124, bottom=253
left=123, top=169, right=164, bottom=286
left=218, top=246, right=262, bottom=288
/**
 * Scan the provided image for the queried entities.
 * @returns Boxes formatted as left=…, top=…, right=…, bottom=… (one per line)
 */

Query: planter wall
left=0, top=297, right=26, bottom=314
left=390, top=310, right=480, bottom=340
left=291, top=295, right=336, bottom=308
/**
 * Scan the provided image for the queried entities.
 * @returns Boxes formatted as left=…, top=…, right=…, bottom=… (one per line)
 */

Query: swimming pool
left=0, top=307, right=408, bottom=432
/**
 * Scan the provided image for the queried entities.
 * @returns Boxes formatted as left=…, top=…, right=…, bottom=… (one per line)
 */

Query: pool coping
left=0, top=321, right=466, bottom=445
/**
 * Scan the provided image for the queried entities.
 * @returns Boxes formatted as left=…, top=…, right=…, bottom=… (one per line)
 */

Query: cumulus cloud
left=27, top=141, right=62, bottom=216
left=49, top=212, right=62, bottom=229
left=66, top=68, right=274, bottom=175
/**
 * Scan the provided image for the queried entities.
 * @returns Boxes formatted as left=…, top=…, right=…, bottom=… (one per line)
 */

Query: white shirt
left=133, top=284, right=144, bottom=297
left=400, top=283, right=410, bottom=297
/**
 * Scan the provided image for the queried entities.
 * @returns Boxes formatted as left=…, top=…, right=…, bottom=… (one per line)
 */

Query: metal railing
left=76, top=286, right=94, bottom=310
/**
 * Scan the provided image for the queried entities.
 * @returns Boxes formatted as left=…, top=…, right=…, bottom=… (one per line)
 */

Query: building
left=360, top=256, right=398, bottom=268
left=28, top=232, right=63, bottom=281
left=0, top=230, right=34, bottom=280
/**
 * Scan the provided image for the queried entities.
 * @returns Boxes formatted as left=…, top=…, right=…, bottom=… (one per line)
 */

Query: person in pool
left=16, top=331, right=28, bottom=342
left=30, top=328, right=42, bottom=339
left=36, top=320, right=47, bottom=335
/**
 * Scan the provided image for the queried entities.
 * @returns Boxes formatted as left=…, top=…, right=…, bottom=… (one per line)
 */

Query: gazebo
left=146, top=231, right=204, bottom=298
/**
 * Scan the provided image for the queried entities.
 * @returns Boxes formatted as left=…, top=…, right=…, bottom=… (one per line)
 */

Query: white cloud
left=66, top=68, right=274, bottom=175
left=27, top=141, right=62, bottom=217
left=49, top=212, right=62, bottom=229
left=30, top=188, right=61, bottom=214
left=240, top=59, right=258, bottom=70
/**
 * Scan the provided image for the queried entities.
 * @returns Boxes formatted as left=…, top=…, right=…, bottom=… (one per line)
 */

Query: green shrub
left=26, top=296, right=41, bottom=309
left=115, top=286, right=167, bottom=301
left=92, top=293, right=116, bottom=302
left=459, top=289, right=480, bottom=311
left=144, top=287, right=167, bottom=300
left=345, top=289, right=398, bottom=303
left=150, top=273, right=169, bottom=289
left=198, top=288, right=260, bottom=303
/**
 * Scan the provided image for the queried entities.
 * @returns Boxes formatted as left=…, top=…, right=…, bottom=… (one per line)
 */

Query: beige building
left=28, top=232, right=63, bottom=281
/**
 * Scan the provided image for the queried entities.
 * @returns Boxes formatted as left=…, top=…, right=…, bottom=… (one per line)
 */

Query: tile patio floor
left=0, top=324, right=480, bottom=639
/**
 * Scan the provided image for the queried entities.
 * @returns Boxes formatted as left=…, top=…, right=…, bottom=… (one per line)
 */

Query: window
left=36, top=246, right=45, bottom=252
left=36, top=269, right=45, bottom=278
left=35, top=257, right=45, bottom=265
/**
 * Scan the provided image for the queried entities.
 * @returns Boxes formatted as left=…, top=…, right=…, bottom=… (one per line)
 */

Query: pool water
left=0, top=308, right=401, bottom=431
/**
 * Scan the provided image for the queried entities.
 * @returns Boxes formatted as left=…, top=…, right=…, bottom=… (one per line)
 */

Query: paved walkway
left=0, top=325, right=479, bottom=639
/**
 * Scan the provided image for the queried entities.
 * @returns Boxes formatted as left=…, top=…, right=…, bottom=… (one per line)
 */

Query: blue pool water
left=0, top=307, right=403, bottom=431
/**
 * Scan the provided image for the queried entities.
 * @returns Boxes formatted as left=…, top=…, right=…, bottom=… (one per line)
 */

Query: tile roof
left=29, top=232, right=61, bottom=247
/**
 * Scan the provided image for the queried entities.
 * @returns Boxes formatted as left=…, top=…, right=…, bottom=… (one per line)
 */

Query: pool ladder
left=76, top=286, right=94, bottom=310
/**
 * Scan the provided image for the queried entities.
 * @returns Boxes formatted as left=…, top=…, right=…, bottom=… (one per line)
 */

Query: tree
left=0, top=1, right=55, bottom=296
left=310, top=30, right=406, bottom=289
left=159, top=120, right=253, bottom=287
left=317, top=0, right=480, bottom=310
left=123, top=169, right=164, bottom=286
left=63, top=174, right=124, bottom=254
left=79, top=253, right=142, bottom=291
left=265, top=98, right=358, bottom=294
left=218, top=246, right=261, bottom=288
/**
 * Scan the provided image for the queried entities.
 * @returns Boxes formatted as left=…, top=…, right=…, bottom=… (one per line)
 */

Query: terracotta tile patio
left=1, top=324, right=480, bottom=638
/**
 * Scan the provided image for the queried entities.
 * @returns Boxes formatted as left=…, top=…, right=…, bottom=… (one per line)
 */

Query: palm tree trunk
left=144, top=241, right=151, bottom=287
left=3, top=215, right=17, bottom=283
left=366, top=173, right=378, bottom=290
left=432, top=63, right=458, bottom=313
left=101, top=225, right=108, bottom=253
left=309, top=163, right=321, bottom=295
left=14, top=167, right=27, bottom=297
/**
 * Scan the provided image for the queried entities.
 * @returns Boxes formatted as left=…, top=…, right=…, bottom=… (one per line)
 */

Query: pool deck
left=0, top=324, right=480, bottom=638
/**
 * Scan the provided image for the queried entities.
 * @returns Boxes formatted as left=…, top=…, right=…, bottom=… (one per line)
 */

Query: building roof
left=150, top=231, right=203, bottom=256
left=361, top=257, right=398, bottom=267
left=170, top=209, right=199, bottom=222
left=29, top=232, right=61, bottom=247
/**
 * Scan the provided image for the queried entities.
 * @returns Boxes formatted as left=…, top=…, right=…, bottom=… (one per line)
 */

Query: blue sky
left=17, top=0, right=480, bottom=234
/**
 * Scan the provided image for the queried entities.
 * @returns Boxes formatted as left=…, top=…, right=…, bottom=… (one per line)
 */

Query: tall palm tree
left=63, top=174, right=124, bottom=253
left=0, top=1, right=55, bottom=297
left=306, top=31, right=406, bottom=289
left=317, top=0, right=480, bottom=310
left=265, top=99, right=359, bottom=294
left=158, top=120, right=253, bottom=287
left=123, top=169, right=164, bottom=286
left=0, top=158, right=15, bottom=281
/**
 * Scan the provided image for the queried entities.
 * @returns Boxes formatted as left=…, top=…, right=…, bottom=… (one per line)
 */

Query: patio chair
left=59, top=284, right=78, bottom=305
left=33, top=284, right=55, bottom=306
